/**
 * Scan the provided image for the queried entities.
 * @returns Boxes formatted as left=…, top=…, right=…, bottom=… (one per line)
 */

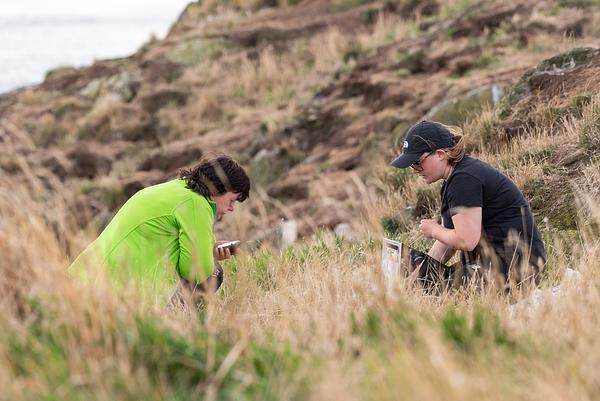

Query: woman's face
left=410, top=149, right=448, bottom=184
left=213, top=191, right=241, bottom=221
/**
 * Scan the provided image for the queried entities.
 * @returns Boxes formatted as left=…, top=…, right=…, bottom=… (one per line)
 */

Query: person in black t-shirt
left=391, top=120, right=546, bottom=286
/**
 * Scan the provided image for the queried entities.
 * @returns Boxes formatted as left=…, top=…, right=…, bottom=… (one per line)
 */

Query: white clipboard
left=381, top=238, right=403, bottom=283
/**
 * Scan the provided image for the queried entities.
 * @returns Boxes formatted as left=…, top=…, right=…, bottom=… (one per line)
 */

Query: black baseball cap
left=391, top=120, right=455, bottom=168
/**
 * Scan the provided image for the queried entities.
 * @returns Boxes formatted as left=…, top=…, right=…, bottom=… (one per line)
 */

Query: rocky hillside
left=1, top=0, right=599, bottom=247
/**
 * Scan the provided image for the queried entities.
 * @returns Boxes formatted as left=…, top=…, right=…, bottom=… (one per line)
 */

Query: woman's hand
left=214, top=240, right=235, bottom=261
left=419, top=219, right=441, bottom=239
left=421, top=208, right=482, bottom=252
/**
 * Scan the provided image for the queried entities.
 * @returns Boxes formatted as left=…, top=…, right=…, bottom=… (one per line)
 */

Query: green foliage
left=249, top=146, right=306, bottom=188
left=487, top=20, right=520, bottom=48
left=132, top=318, right=215, bottom=386
left=518, top=147, right=556, bottom=165
left=539, top=227, right=582, bottom=284
left=578, top=99, right=600, bottom=152
left=440, top=0, right=476, bottom=18
left=266, top=85, right=295, bottom=106
left=397, top=50, right=425, bottom=74
left=381, top=215, right=402, bottom=237
left=248, top=250, right=277, bottom=290
left=522, top=177, right=578, bottom=231
left=496, top=48, right=598, bottom=120
left=413, top=186, right=439, bottom=219
left=558, top=0, right=600, bottom=7
left=276, top=232, right=371, bottom=269
left=6, top=306, right=69, bottom=385
left=524, top=96, right=594, bottom=130
left=133, top=317, right=308, bottom=400
left=303, top=59, right=316, bottom=72
left=232, top=84, right=246, bottom=98
left=441, top=308, right=514, bottom=352
left=350, top=306, right=420, bottom=345
left=246, top=342, right=306, bottom=400
left=395, top=68, right=412, bottom=78
left=365, top=309, right=382, bottom=338
left=3, top=297, right=308, bottom=401
left=566, top=95, right=592, bottom=118
left=363, top=7, right=380, bottom=25
left=79, top=179, right=124, bottom=211
left=522, top=179, right=548, bottom=211
left=332, top=0, right=376, bottom=12
left=426, top=86, right=499, bottom=127
left=476, top=116, right=500, bottom=150
left=385, top=167, right=412, bottom=191
left=343, top=45, right=363, bottom=63
left=477, top=52, right=500, bottom=69
left=580, top=119, right=600, bottom=151
left=496, top=79, right=531, bottom=120
left=167, top=39, right=224, bottom=66
left=536, top=47, right=597, bottom=72
left=259, top=120, right=269, bottom=135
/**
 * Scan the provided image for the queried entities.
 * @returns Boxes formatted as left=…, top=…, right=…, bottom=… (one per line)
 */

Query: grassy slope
left=1, top=167, right=599, bottom=400
left=1, top=0, right=600, bottom=399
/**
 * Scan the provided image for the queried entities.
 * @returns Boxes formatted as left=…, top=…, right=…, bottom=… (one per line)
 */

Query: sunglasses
left=410, top=151, right=435, bottom=170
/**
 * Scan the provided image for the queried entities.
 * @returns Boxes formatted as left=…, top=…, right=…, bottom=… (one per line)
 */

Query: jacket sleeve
left=173, top=198, right=215, bottom=284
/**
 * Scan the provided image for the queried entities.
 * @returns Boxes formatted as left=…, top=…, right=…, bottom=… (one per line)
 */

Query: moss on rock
left=496, top=47, right=599, bottom=120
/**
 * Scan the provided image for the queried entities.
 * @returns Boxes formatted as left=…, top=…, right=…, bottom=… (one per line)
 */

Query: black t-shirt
left=440, top=156, right=545, bottom=277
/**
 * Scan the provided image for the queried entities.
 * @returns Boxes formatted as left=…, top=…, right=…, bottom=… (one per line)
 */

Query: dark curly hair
left=179, top=154, right=250, bottom=201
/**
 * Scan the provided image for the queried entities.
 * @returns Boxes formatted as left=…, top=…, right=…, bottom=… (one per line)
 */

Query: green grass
left=1, top=204, right=600, bottom=400
left=331, top=0, right=376, bottom=12
left=558, top=0, right=600, bottom=7
left=166, top=39, right=225, bottom=66
left=441, top=308, right=515, bottom=352
left=2, top=298, right=309, bottom=401
left=440, top=0, right=477, bottom=18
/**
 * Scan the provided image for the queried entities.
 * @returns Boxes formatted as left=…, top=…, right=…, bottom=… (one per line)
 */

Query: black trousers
left=407, top=247, right=541, bottom=294
left=408, top=248, right=452, bottom=293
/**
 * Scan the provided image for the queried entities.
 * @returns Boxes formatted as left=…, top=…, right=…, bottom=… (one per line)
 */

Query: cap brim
left=391, top=152, right=421, bottom=168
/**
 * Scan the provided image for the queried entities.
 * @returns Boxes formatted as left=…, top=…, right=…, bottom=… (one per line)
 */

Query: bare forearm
left=428, top=240, right=455, bottom=264
left=430, top=224, right=478, bottom=252
left=420, top=208, right=481, bottom=253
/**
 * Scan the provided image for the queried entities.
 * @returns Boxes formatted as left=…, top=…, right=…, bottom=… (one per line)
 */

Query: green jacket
left=70, top=179, right=217, bottom=289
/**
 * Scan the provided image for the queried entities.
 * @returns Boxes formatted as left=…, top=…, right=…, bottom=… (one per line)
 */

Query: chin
left=424, top=176, right=441, bottom=184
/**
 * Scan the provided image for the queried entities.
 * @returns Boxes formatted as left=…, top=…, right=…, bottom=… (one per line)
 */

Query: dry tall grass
left=4, top=1, right=600, bottom=394
left=2, top=102, right=599, bottom=399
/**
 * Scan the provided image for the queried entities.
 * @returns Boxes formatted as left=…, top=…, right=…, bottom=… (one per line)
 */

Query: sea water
left=0, top=11, right=185, bottom=94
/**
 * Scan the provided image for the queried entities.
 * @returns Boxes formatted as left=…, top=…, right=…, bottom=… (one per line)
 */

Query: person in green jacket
left=69, top=154, right=250, bottom=306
